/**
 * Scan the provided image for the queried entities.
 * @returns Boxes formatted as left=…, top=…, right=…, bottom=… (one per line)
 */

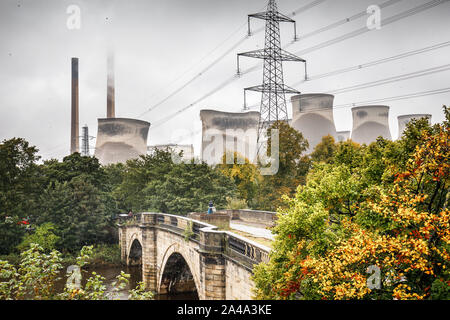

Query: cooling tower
left=397, top=114, right=432, bottom=138
left=351, top=105, right=392, bottom=145
left=200, top=110, right=259, bottom=165
left=290, top=93, right=337, bottom=153
left=94, top=118, right=150, bottom=165
left=70, top=57, right=79, bottom=154
left=336, top=131, right=350, bottom=142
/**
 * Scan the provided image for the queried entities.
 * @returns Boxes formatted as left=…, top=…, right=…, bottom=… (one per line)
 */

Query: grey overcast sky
left=1, top=0, right=449, bottom=161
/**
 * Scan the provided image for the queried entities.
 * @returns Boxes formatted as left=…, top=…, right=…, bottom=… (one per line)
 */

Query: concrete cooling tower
left=336, top=131, right=351, bottom=142
left=351, top=105, right=392, bottom=145
left=398, top=114, right=432, bottom=138
left=94, top=118, right=150, bottom=165
left=200, top=110, right=260, bottom=165
left=290, top=94, right=337, bottom=153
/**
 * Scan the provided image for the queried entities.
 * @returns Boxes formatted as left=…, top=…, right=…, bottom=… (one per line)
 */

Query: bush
left=17, top=222, right=60, bottom=252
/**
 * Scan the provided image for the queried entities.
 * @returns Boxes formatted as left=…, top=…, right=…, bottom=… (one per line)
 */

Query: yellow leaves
left=393, top=284, right=426, bottom=300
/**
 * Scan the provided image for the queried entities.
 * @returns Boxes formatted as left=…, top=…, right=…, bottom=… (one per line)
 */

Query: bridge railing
left=116, top=212, right=142, bottom=225
left=224, top=232, right=270, bottom=269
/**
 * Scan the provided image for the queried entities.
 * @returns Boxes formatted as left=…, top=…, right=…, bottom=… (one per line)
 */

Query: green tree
left=255, top=121, right=310, bottom=211
left=37, top=174, right=112, bottom=252
left=40, top=153, right=106, bottom=188
left=112, top=150, right=175, bottom=212
left=0, top=138, right=41, bottom=254
left=114, top=150, right=236, bottom=215
left=143, top=161, right=236, bottom=215
left=310, top=135, right=336, bottom=164
left=218, top=151, right=262, bottom=207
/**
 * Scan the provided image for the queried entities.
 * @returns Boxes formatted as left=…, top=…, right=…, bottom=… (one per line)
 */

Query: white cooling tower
left=351, top=105, right=392, bottom=145
left=397, top=114, right=432, bottom=138
left=200, top=110, right=260, bottom=165
left=94, top=118, right=150, bottom=165
left=290, top=93, right=337, bottom=153
left=336, top=131, right=351, bottom=142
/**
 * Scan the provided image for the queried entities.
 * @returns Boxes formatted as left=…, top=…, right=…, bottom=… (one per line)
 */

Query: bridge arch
left=126, top=232, right=142, bottom=266
left=158, top=243, right=200, bottom=297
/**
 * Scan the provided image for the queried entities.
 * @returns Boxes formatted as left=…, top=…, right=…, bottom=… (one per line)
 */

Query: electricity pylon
left=237, top=0, right=306, bottom=156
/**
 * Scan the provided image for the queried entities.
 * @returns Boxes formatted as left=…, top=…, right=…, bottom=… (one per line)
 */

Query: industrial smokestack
left=397, top=114, right=432, bottom=138
left=107, top=53, right=115, bottom=118
left=350, top=105, right=392, bottom=145
left=70, top=57, right=79, bottom=154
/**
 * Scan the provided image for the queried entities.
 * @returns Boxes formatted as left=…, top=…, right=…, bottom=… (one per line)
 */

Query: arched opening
left=128, top=239, right=142, bottom=266
left=159, top=253, right=199, bottom=299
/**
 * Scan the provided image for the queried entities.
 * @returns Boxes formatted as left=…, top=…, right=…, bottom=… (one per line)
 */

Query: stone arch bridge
left=118, top=212, right=270, bottom=300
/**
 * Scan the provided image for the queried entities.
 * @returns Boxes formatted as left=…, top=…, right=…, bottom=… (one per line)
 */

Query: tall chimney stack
left=70, top=57, right=79, bottom=154
left=107, top=53, right=115, bottom=118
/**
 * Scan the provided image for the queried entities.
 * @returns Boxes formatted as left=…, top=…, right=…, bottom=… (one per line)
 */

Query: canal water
left=55, top=265, right=198, bottom=300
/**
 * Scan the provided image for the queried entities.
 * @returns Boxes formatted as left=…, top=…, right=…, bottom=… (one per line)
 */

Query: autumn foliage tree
left=253, top=107, right=449, bottom=300
left=218, top=151, right=262, bottom=208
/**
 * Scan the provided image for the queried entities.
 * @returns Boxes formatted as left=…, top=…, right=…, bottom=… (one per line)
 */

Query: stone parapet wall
left=217, top=209, right=277, bottom=227
left=188, top=212, right=231, bottom=229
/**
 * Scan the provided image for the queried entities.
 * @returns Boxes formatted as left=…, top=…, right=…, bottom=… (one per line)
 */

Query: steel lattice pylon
left=237, top=0, right=306, bottom=156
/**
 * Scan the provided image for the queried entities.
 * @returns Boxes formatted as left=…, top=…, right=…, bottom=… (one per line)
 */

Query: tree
left=255, top=121, right=310, bottom=211
left=218, top=151, right=262, bottom=207
left=113, top=150, right=236, bottom=215
left=311, top=135, right=336, bottom=164
left=37, top=174, right=112, bottom=252
left=17, top=222, right=60, bottom=252
left=111, top=150, right=175, bottom=212
left=40, top=153, right=106, bottom=188
left=253, top=107, right=450, bottom=300
left=0, top=138, right=41, bottom=254
left=143, top=161, right=236, bottom=215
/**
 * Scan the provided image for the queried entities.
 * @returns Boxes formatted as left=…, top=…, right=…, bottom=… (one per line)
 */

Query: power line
left=292, top=40, right=450, bottom=85
left=327, top=63, right=450, bottom=95
left=152, top=74, right=239, bottom=128
left=139, top=0, right=328, bottom=118
left=138, top=36, right=249, bottom=118
left=150, top=0, right=448, bottom=128
left=237, top=0, right=447, bottom=80
left=298, top=0, right=403, bottom=41
left=293, top=0, right=449, bottom=56
left=159, top=86, right=450, bottom=142
left=246, top=65, right=450, bottom=108
left=247, top=87, right=450, bottom=112
left=333, top=87, right=450, bottom=108
left=140, top=21, right=249, bottom=110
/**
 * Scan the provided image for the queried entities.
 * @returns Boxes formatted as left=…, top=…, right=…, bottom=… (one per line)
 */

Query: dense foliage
left=0, top=244, right=152, bottom=300
left=108, top=149, right=236, bottom=215
left=252, top=107, right=450, bottom=300
left=0, top=145, right=237, bottom=254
